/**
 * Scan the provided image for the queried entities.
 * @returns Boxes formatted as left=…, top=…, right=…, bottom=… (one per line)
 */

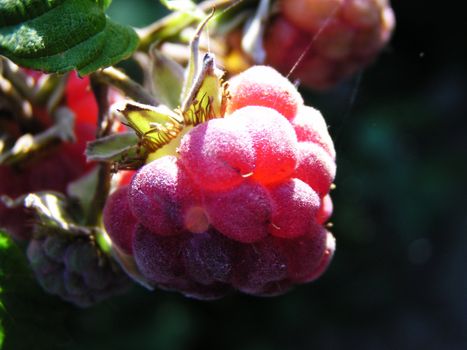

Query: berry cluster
left=104, top=66, right=336, bottom=299
left=264, top=0, right=395, bottom=89
left=0, top=72, right=97, bottom=240
left=27, top=233, right=129, bottom=307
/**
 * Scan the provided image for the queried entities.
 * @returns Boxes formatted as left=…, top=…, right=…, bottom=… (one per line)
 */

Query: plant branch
left=85, top=77, right=113, bottom=227
left=136, top=0, right=242, bottom=52
left=93, top=67, right=158, bottom=106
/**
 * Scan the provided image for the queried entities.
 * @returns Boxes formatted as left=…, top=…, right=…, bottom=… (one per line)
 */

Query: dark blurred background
left=2, top=0, right=467, bottom=349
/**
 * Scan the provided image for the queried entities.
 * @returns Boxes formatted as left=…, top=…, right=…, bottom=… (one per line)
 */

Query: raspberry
left=105, top=66, right=336, bottom=299
left=27, top=234, right=129, bottom=307
left=227, top=106, right=299, bottom=185
left=225, top=66, right=303, bottom=120
left=269, top=178, right=320, bottom=239
left=317, top=193, right=333, bottom=224
left=291, top=105, right=336, bottom=159
left=280, top=224, right=329, bottom=282
left=182, top=230, right=234, bottom=285
left=129, top=156, right=200, bottom=236
left=264, top=0, right=395, bottom=90
left=204, top=180, right=272, bottom=243
left=294, top=142, right=336, bottom=196
left=132, top=224, right=186, bottom=284
left=103, top=186, right=137, bottom=254
left=178, top=118, right=255, bottom=192
left=232, top=237, right=288, bottom=295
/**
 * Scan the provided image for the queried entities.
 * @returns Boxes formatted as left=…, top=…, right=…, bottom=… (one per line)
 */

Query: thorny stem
left=85, top=77, right=112, bottom=227
left=0, top=74, right=32, bottom=123
left=0, top=107, right=74, bottom=165
left=136, top=0, right=243, bottom=52
left=1, top=57, right=63, bottom=105
left=93, top=67, right=158, bottom=106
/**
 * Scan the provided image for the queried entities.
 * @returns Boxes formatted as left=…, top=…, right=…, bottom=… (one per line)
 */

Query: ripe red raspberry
left=103, top=66, right=337, bottom=299
left=103, top=186, right=138, bottom=255
left=264, top=0, right=395, bottom=90
left=225, top=66, right=304, bottom=120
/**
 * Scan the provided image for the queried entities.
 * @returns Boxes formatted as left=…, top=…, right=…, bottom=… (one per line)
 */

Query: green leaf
left=96, top=0, right=112, bottom=10
left=180, top=9, right=217, bottom=109
left=160, top=0, right=198, bottom=13
left=241, top=0, right=270, bottom=63
left=148, top=48, right=184, bottom=109
left=181, top=53, right=224, bottom=125
left=85, top=132, right=139, bottom=162
left=0, top=0, right=138, bottom=75
left=0, top=319, right=3, bottom=349
left=67, top=166, right=100, bottom=220
left=115, top=101, right=183, bottom=153
left=76, top=18, right=139, bottom=76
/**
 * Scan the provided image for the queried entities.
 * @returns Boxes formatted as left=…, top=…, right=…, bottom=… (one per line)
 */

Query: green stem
left=0, top=74, right=33, bottom=124
left=136, top=0, right=243, bottom=52
left=85, top=76, right=113, bottom=227
left=1, top=58, right=62, bottom=105
left=93, top=67, right=158, bottom=106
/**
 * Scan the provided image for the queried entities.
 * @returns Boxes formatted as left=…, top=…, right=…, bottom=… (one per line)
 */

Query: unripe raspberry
left=27, top=234, right=130, bottom=307
left=264, top=0, right=395, bottom=90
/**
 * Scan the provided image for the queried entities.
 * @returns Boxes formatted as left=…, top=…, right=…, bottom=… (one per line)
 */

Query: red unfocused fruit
left=103, top=186, right=137, bottom=255
left=115, top=170, right=136, bottom=187
left=204, top=180, right=272, bottom=243
left=263, top=0, right=395, bottom=90
left=282, top=0, right=344, bottom=32
left=225, top=65, right=303, bottom=120
left=65, top=72, right=98, bottom=126
left=227, top=106, right=298, bottom=185
left=268, top=178, right=320, bottom=239
left=0, top=70, right=98, bottom=240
